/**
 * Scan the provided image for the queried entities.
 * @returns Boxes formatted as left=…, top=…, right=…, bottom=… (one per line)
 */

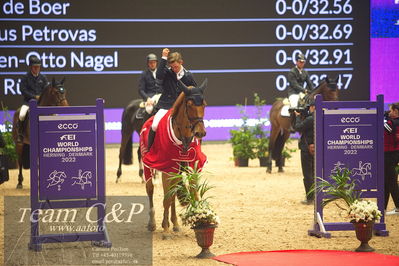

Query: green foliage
left=229, top=93, right=270, bottom=159
left=166, top=162, right=219, bottom=228
left=230, top=128, right=256, bottom=159
left=251, top=93, right=269, bottom=158
left=229, top=100, right=256, bottom=159
left=310, top=168, right=362, bottom=210
left=0, top=103, right=17, bottom=161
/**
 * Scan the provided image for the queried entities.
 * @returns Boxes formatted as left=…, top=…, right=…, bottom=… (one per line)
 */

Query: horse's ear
left=199, top=78, right=208, bottom=93
left=52, top=77, right=56, bottom=87
left=178, top=80, right=190, bottom=95
left=325, top=77, right=330, bottom=83
left=61, top=77, right=66, bottom=85
left=335, top=76, right=339, bottom=83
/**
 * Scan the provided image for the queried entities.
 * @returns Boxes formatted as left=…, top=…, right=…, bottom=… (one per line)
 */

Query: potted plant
left=311, top=168, right=382, bottom=252
left=229, top=103, right=256, bottom=167
left=167, top=162, right=220, bottom=259
left=1, top=103, right=17, bottom=169
left=251, top=93, right=269, bottom=167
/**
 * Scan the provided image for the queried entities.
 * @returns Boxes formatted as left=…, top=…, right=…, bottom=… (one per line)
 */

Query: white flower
left=348, top=200, right=381, bottom=223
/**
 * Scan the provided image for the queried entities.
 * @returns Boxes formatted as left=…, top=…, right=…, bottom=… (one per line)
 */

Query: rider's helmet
left=29, top=56, right=41, bottom=66
left=146, top=53, right=158, bottom=62
left=296, top=53, right=306, bottom=62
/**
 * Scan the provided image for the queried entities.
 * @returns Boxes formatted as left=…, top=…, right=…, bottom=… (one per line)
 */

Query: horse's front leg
left=170, top=196, right=180, bottom=232
left=161, top=172, right=174, bottom=238
left=146, top=178, right=156, bottom=231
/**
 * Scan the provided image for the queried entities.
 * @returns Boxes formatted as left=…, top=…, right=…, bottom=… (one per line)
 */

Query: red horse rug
left=140, top=109, right=207, bottom=182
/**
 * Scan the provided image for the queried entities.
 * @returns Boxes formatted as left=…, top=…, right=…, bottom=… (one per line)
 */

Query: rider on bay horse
left=137, top=53, right=163, bottom=118
left=147, top=48, right=197, bottom=150
left=17, top=56, right=49, bottom=142
left=287, top=53, right=314, bottom=131
left=287, top=53, right=314, bottom=111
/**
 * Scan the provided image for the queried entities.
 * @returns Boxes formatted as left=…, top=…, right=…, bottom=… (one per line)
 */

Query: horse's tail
left=272, top=131, right=285, bottom=161
left=120, top=99, right=141, bottom=165
left=123, top=137, right=133, bottom=165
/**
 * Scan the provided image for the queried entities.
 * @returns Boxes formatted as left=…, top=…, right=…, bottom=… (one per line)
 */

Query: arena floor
left=0, top=142, right=398, bottom=266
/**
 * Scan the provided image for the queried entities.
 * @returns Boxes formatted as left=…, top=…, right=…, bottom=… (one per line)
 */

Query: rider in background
left=138, top=53, right=162, bottom=116
left=147, top=48, right=197, bottom=150
left=17, top=56, right=49, bottom=141
left=287, top=53, right=314, bottom=111
left=138, top=53, right=162, bottom=106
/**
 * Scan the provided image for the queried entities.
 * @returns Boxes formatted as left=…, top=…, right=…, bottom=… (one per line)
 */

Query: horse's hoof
left=16, top=183, right=23, bottom=189
left=173, top=226, right=180, bottom=232
left=278, top=168, right=284, bottom=173
left=266, top=169, right=271, bottom=174
left=147, top=224, right=156, bottom=232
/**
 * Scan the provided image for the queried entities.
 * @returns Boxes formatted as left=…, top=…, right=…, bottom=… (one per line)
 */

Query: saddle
left=280, top=92, right=307, bottom=117
left=136, top=93, right=162, bottom=119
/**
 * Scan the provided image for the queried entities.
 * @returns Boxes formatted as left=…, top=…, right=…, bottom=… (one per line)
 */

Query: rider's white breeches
left=289, top=94, right=300, bottom=108
left=19, top=104, right=29, bottom=121
left=151, top=108, right=168, bottom=131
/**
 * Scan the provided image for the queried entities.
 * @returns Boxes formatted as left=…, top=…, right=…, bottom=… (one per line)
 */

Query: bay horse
left=12, top=77, right=69, bottom=189
left=115, top=98, right=158, bottom=183
left=140, top=80, right=207, bottom=237
left=266, top=77, right=339, bottom=174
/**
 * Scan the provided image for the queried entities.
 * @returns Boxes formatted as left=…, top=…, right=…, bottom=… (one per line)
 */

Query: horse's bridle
left=184, top=99, right=205, bottom=131
left=174, top=98, right=205, bottom=151
left=54, top=86, right=67, bottom=106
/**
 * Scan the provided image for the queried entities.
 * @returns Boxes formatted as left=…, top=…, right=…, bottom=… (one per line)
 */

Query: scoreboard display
left=1, top=0, right=370, bottom=109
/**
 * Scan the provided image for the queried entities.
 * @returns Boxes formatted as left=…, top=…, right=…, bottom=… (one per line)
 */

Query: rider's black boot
left=147, top=129, right=156, bottom=151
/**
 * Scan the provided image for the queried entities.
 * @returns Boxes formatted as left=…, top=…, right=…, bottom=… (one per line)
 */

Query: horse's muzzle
left=194, top=131, right=206, bottom=139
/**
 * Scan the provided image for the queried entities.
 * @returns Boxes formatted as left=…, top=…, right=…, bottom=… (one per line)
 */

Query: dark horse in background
left=115, top=98, right=157, bottom=183
left=266, top=77, right=339, bottom=174
left=12, top=78, right=69, bottom=189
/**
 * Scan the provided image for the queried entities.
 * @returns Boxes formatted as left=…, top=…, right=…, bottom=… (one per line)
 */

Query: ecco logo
left=340, top=117, right=360, bottom=123
left=58, top=123, right=78, bottom=129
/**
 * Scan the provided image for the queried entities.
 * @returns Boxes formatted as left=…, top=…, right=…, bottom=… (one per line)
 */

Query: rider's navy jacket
left=20, top=71, right=49, bottom=104
left=287, top=67, right=314, bottom=96
left=155, top=58, right=196, bottom=110
left=138, top=69, right=162, bottom=100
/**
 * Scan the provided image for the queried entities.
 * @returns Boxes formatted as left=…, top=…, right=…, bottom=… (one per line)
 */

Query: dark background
left=1, top=0, right=370, bottom=109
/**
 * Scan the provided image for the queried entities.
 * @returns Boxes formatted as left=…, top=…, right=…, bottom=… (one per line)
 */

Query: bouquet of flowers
left=180, top=201, right=220, bottom=228
left=348, top=199, right=382, bottom=223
